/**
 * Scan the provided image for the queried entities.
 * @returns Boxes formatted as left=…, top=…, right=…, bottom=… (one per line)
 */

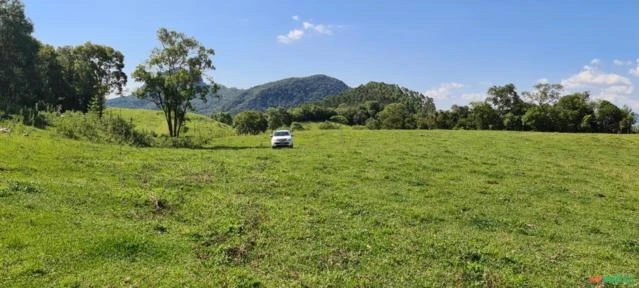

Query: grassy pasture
left=0, top=112, right=638, bottom=287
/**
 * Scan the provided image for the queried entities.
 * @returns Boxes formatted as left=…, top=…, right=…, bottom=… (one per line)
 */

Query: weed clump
left=319, top=121, right=341, bottom=130
left=290, top=122, right=305, bottom=131
left=0, top=181, right=45, bottom=196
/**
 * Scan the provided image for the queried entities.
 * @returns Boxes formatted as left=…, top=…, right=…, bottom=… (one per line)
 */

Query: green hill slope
left=1, top=127, right=638, bottom=286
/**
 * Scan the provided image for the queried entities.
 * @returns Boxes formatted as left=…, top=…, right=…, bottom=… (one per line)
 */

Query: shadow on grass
left=201, top=145, right=270, bottom=151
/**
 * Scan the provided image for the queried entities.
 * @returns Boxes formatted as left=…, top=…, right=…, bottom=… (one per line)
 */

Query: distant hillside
left=322, top=81, right=436, bottom=113
left=106, top=85, right=245, bottom=114
left=106, top=96, right=157, bottom=110
left=221, top=75, right=349, bottom=114
left=107, top=75, right=349, bottom=115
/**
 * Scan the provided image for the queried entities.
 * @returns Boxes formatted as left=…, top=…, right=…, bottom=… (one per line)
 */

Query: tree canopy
left=133, top=28, right=218, bottom=137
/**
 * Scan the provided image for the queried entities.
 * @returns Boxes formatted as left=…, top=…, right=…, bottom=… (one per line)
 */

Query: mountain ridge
left=106, top=74, right=349, bottom=115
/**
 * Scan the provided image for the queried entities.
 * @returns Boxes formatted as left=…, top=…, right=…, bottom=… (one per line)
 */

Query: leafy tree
left=365, top=117, right=381, bottom=130
left=288, top=104, right=336, bottom=122
left=468, top=102, right=500, bottom=130
left=378, top=103, right=409, bottom=129
left=552, top=92, right=594, bottom=132
left=266, top=107, right=292, bottom=130
left=595, top=100, right=624, bottom=133
left=364, top=100, right=382, bottom=116
left=211, top=112, right=233, bottom=126
left=523, top=83, right=563, bottom=106
left=522, top=106, right=555, bottom=131
left=487, top=84, right=525, bottom=130
left=56, top=43, right=126, bottom=115
left=449, top=105, right=472, bottom=129
left=619, top=106, right=636, bottom=134
left=133, top=28, right=218, bottom=137
left=36, top=44, right=68, bottom=109
left=233, top=111, right=268, bottom=135
left=0, top=0, right=40, bottom=112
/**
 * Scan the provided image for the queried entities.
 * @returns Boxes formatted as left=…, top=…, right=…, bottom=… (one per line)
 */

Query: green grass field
left=1, top=111, right=638, bottom=287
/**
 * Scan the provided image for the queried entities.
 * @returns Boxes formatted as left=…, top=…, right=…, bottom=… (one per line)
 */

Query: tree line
left=1, top=0, right=215, bottom=139
left=218, top=82, right=636, bottom=135
left=0, top=0, right=126, bottom=117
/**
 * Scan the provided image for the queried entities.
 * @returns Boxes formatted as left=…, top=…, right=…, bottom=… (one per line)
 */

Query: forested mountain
left=107, top=85, right=245, bottom=114
left=322, top=82, right=436, bottom=114
left=107, top=75, right=349, bottom=115
left=220, top=75, right=349, bottom=114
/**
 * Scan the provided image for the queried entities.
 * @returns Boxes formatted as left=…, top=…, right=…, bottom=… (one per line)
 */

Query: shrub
left=319, top=121, right=340, bottom=130
left=266, top=107, right=292, bottom=130
left=16, top=107, right=48, bottom=128
left=52, top=112, right=151, bottom=146
left=290, top=122, right=305, bottom=131
left=378, top=103, right=409, bottom=129
left=211, top=112, right=233, bottom=126
left=329, top=115, right=349, bottom=125
left=365, top=118, right=381, bottom=130
left=233, top=111, right=268, bottom=135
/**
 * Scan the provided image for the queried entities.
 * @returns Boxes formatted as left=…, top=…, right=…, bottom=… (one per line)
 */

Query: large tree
left=0, top=0, right=40, bottom=112
left=133, top=28, right=218, bottom=137
left=523, top=83, right=563, bottom=106
left=56, top=43, right=126, bottom=115
left=486, top=84, right=525, bottom=130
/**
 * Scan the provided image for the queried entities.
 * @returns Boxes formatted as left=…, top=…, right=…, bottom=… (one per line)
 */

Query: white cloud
left=537, top=78, right=549, bottom=84
left=277, top=29, right=305, bottom=44
left=461, top=93, right=486, bottom=102
left=277, top=18, right=334, bottom=44
left=562, top=65, right=632, bottom=88
left=302, top=21, right=333, bottom=35
left=302, top=21, right=313, bottom=29
left=590, top=58, right=601, bottom=65
left=630, top=59, right=639, bottom=77
left=561, top=63, right=638, bottom=110
left=425, top=82, right=464, bottom=100
left=613, top=59, right=633, bottom=66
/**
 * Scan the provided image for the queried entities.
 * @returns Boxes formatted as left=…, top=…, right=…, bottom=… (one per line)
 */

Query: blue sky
left=24, top=0, right=639, bottom=110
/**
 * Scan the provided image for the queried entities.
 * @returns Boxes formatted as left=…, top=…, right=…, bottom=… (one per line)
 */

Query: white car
left=271, top=130, right=294, bottom=148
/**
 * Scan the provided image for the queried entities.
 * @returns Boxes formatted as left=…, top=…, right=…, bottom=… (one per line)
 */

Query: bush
left=16, top=107, right=49, bottom=128
left=378, top=103, right=409, bottom=129
left=318, top=121, right=340, bottom=130
left=53, top=112, right=151, bottom=146
left=211, top=112, right=233, bottom=126
left=329, top=115, right=349, bottom=125
left=233, top=111, right=268, bottom=135
left=365, top=118, right=381, bottom=130
left=290, top=122, right=305, bottom=131
left=266, top=107, right=292, bottom=130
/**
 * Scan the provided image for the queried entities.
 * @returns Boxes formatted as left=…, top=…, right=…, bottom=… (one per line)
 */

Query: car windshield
left=273, top=131, right=290, bottom=137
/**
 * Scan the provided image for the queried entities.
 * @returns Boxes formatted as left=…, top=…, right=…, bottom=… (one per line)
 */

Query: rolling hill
left=107, top=75, right=349, bottom=115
